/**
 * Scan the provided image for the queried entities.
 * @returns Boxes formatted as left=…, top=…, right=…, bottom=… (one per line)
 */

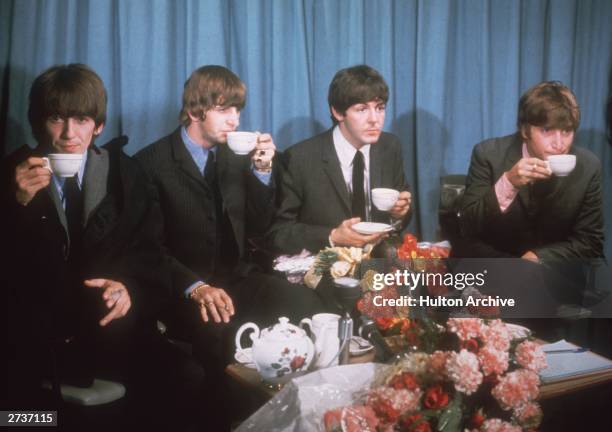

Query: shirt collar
left=332, top=125, right=370, bottom=168
left=181, top=126, right=217, bottom=172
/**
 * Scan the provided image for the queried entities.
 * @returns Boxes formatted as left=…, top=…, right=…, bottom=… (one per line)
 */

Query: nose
left=367, top=107, right=379, bottom=124
left=62, top=118, right=76, bottom=138
left=227, top=107, right=240, bottom=128
left=551, top=131, right=564, bottom=151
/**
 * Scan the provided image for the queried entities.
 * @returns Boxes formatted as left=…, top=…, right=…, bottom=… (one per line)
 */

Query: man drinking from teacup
left=268, top=64, right=412, bottom=254
left=136, top=65, right=322, bottom=431
left=459, top=81, right=604, bottom=263
left=1, top=64, right=203, bottom=429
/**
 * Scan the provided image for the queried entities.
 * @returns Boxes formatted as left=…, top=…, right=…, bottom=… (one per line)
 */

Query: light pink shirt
left=494, top=144, right=530, bottom=212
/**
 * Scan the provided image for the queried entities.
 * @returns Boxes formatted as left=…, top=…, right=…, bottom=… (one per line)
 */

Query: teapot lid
left=261, top=317, right=306, bottom=342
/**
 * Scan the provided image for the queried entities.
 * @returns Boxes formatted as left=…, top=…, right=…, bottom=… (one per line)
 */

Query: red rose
left=469, top=409, right=486, bottom=429
left=376, top=317, right=397, bottom=331
left=371, top=398, right=401, bottom=423
left=290, top=355, right=305, bottom=371
left=399, top=413, right=432, bottom=432
left=423, top=385, right=449, bottom=410
left=460, top=338, right=480, bottom=353
left=389, top=372, right=419, bottom=391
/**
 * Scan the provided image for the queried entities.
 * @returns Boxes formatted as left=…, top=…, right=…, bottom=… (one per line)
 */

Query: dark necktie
left=204, top=150, right=216, bottom=185
left=63, top=175, right=83, bottom=246
left=351, top=151, right=366, bottom=220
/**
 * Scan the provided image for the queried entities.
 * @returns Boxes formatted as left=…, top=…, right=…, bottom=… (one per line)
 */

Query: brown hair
left=28, top=63, right=107, bottom=141
left=328, top=65, right=389, bottom=125
left=518, top=81, right=580, bottom=139
left=179, top=65, right=246, bottom=126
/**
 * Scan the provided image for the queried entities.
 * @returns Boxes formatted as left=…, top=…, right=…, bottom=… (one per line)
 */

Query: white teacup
left=227, top=131, right=258, bottom=155
left=371, top=188, right=400, bottom=211
left=300, top=313, right=341, bottom=369
left=43, top=153, right=83, bottom=177
left=547, top=154, right=576, bottom=177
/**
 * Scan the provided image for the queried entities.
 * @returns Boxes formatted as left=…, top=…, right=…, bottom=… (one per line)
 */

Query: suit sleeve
left=534, top=161, right=604, bottom=262
left=391, top=137, right=412, bottom=229
left=267, top=151, right=332, bottom=254
left=458, top=142, right=514, bottom=258
left=245, top=155, right=277, bottom=239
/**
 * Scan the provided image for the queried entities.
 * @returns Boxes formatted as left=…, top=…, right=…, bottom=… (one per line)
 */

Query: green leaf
left=437, top=393, right=462, bottom=432
left=271, top=363, right=281, bottom=369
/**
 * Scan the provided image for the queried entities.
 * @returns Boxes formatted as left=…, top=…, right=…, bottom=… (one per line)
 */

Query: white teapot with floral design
left=235, top=317, right=315, bottom=383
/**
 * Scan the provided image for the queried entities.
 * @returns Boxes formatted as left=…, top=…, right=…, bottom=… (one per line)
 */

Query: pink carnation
left=447, top=318, right=483, bottom=341
left=429, top=350, right=451, bottom=379
left=481, top=320, right=511, bottom=352
left=446, top=349, right=483, bottom=394
left=492, top=369, right=540, bottom=410
left=366, top=387, right=422, bottom=422
left=513, top=401, right=543, bottom=428
left=478, top=346, right=509, bottom=376
left=514, top=340, right=547, bottom=372
left=480, top=418, right=522, bottom=432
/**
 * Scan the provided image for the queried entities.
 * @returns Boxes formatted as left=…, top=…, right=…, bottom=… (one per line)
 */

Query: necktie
left=351, top=151, right=366, bottom=220
left=63, top=175, right=83, bottom=246
left=204, top=150, right=216, bottom=185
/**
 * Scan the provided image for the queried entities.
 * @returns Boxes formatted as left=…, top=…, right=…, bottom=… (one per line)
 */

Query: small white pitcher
left=299, top=313, right=341, bottom=369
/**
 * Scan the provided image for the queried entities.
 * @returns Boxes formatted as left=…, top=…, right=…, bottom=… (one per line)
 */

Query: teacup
left=227, top=131, right=258, bottom=155
left=300, top=313, right=341, bottom=369
left=547, top=154, right=576, bottom=177
left=371, top=188, right=400, bottom=211
left=43, top=153, right=83, bottom=177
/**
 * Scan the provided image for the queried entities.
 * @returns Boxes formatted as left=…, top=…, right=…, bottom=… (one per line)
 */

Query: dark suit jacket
left=459, top=133, right=604, bottom=263
left=135, top=128, right=276, bottom=296
left=268, top=129, right=410, bottom=254
left=1, top=137, right=169, bottom=383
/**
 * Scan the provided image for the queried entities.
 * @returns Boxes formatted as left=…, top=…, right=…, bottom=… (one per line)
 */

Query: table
left=226, top=347, right=612, bottom=402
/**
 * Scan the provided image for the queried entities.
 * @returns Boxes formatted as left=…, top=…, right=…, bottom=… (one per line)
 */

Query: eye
left=48, top=115, right=63, bottom=123
left=75, top=116, right=89, bottom=124
left=376, top=104, right=386, bottom=112
left=214, top=105, right=227, bottom=113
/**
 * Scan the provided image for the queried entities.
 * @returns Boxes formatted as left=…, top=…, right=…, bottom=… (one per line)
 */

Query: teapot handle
left=235, top=322, right=260, bottom=351
left=299, top=318, right=312, bottom=333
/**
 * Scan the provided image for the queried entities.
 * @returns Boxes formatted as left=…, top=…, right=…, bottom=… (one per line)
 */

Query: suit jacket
left=135, top=128, right=276, bottom=296
left=268, top=129, right=410, bottom=254
left=1, top=137, right=169, bottom=345
left=459, top=133, right=604, bottom=263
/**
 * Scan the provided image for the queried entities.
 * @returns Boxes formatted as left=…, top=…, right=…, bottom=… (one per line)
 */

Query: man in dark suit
left=268, top=65, right=412, bottom=254
left=1, top=64, right=202, bottom=430
left=458, top=81, right=604, bottom=319
left=460, top=81, right=603, bottom=263
left=136, top=65, right=320, bottom=429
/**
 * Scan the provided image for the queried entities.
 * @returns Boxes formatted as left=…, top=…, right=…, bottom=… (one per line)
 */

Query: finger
left=346, top=217, right=361, bottom=226
left=199, top=304, right=210, bottom=323
left=207, top=303, right=222, bottom=323
left=99, top=305, right=122, bottom=326
left=219, top=291, right=235, bottom=315
left=84, top=278, right=111, bottom=289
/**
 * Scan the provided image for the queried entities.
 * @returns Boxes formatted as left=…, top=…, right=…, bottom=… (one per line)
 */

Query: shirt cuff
left=251, top=164, right=272, bottom=186
left=185, top=280, right=205, bottom=299
left=494, top=173, right=519, bottom=213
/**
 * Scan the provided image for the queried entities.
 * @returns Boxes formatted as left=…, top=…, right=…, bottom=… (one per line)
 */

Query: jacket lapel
left=170, top=129, right=207, bottom=188
left=83, top=147, right=109, bottom=227
left=321, top=133, right=351, bottom=214
left=369, top=142, right=383, bottom=190
left=45, top=180, right=68, bottom=237
left=217, top=143, right=245, bottom=251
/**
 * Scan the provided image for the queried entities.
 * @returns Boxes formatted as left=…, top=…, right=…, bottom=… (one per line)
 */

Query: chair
left=438, top=174, right=467, bottom=243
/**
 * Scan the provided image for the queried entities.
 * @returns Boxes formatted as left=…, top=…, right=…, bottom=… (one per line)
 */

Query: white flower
left=330, top=260, right=351, bottom=278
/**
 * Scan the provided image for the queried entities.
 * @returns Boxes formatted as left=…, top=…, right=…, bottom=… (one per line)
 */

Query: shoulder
left=134, top=130, right=177, bottom=165
left=376, top=132, right=402, bottom=152
left=285, top=129, right=331, bottom=157
left=573, top=145, right=602, bottom=175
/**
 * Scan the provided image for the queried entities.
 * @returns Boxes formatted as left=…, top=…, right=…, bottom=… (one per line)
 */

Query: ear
left=94, top=122, right=105, bottom=136
left=331, top=106, right=345, bottom=123
left=519, top=125, right=530, bottom=142
left=187, top=111, right=202, bottom=123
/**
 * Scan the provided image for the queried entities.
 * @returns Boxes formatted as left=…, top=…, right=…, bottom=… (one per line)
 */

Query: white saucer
left=506, top=323, right=531, bottom=339
left=234, top=348, right=256, bottom=369
left=350, top=336, right=374, bottom=355
left=351, top=222, right=393, bottom=235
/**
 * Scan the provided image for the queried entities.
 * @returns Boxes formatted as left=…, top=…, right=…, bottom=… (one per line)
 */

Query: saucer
left=234, top=348, right=256, bottom=369
left=351, top=222, right=393, bottom=235
left=350, top=336, right=374, bottom=355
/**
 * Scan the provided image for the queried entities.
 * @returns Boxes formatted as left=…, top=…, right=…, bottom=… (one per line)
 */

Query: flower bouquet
left=323, top=317, right=547, bottom=432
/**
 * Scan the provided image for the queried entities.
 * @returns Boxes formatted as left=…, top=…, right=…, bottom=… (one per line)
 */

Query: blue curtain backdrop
left=2, top=0, right=611, bottom=256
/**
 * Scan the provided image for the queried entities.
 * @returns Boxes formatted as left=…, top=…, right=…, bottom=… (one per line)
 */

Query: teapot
left=235, top=317, right=315, bottom=384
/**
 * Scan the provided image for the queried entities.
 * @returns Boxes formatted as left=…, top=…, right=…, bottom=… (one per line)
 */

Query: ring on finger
left=224, top=305, right=230, bottom=311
